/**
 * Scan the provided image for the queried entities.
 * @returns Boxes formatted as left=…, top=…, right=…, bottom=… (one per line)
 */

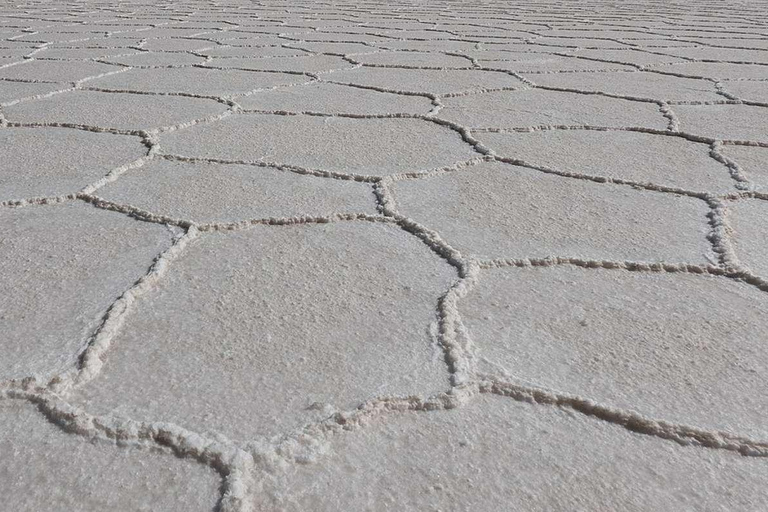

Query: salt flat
left=1, top=1, right=768, bottom=511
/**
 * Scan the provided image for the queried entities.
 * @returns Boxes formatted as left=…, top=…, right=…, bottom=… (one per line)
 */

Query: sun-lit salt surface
left=2, top=1, right=768, bottom=510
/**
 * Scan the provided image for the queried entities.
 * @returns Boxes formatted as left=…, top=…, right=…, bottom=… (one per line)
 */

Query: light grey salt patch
left=722, top=80, right=768, bottom=104
left=479, top=129, right=736, bottom=193
left=207, top=54, right=354, bottom=73
left=236, top=81, right=432, bottom=114
left=86, top=66, right=305, bottom=96
left=44, top=40, right=138, bottom=50
left=104, top=51, right=208, bottom=67
left=448, top=29, right=533, bottom=39
left=350, top=51, right=473, bottom=68
left=525, top=70, right=722, bottom=102
left=674, top=104, right=768, bottom=143
left=71, top=222, right=456, bottom=440
left=0, top=48, right=33, bottom=59
left=327, top=66, right=522, bottom=95
left=623, top=38, right=698, bottom=48
left=545, top=29, right=669, bottom=39
left=378, top=29, right=455, bottom=40
left=460, top=49, right=553, bottom=61
left=0, top=127, right=146, bottom=199
left=97, top=159, right=377, bottom=222
left=141, top=38, right=216, bottom=51
left=11, top=33, right=106, bottom=45
left=686, top=38, right=768, bottom=50
left=393, top=161, right=710, bottom=262
left=652, top=47, right=768, bottom=65
left=109, top=27, right=208, bottom=39
left=296, top=33, right=391, bottom=44
left=660, top=62, right=768, bottom=80
left=260, top=394, right=768, bottom=512
left=462, top=266, right=768, bottom=439
left=729, top=199, right=768, bottom=278
left=481, top=56, right=636, bottom=72
left=30, top=48, right=144, bottom=60
left=0, top=400, right=220, bottom=512
left=720, top=144, right=768, bottom=190
left=437, top=89, right=667, bottom=129
left=214, top=36, right=289, bottom=47
left=0, top=80, right=66, bottom=104
left=4, top=90, right=229, bottom=130
left=158, top=114, right=476, bottom=176
left=200, top=45, right=309, bottom=58
left=0, top=201, right=172, bottom=381
left=378, top=40, right=486, bottom=53
left=570, top=48, right=686, bottom=66
left=530, top=37, right=630, bottom=49
left=0, top=59, right=119, bottom=82
left=284, top=42, right=378, bottom=54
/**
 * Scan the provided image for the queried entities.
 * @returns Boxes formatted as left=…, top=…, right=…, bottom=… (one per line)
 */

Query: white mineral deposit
left=1, top=1, right=767, bottom=511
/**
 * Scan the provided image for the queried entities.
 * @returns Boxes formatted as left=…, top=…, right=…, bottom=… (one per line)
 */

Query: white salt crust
left=2, top=1, right=768, bottom=511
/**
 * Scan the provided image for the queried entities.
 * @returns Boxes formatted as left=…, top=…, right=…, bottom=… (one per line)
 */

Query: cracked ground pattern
left=2, top=1, right=768, bottom=510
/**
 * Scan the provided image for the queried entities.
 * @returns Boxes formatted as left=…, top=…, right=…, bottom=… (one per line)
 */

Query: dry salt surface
left=1, top=0, right=768, bottom=511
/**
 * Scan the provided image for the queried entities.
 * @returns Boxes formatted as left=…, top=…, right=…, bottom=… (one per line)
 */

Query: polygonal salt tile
left=0, top=59, right=120, bottom=82
left=654, top=47, right=768, bottom=65
left=545, top=29, right=668, bottom=39
left=328, top=67, right=522, bottom=95
left=208, top=54, right=354, bottom=73
left=0, top=201, right=173, bottom=380
left=351, top=51, right=474, bottom=68
left=11, top=32, right=106, bottom=44
left=570, top=48, right=686, bottom=66
left=675, top=104, right=768, bottom=143
left=481, top=56, right=636, bottom=72
left=0, top=49, right=32, bottom=60
left=0, top=127, right=146, bottom=199
left=0, top=400, right=219, bottom=512
left=200, top=45, right=309, bottom=58
left=525, top=69, right=721, bottom=102
left=236, top=81, right=432, bottom=114
left=158, top=114, right=476, bottom=176
left=0, top=80, right=66, bottom=104
left=729, top=199, right=768, bottom=278
left=685, top=38, right=768, bottom=50
left=660, top=62, right=768, bottom=80
left=216, top=36, right=289, bottom=47
left=86, top=66, right=304, bottom=96
left=284, top=41, right=378, bottom=55
left=71, top=222, right=456, bottom=440
left=4, top=90, right=229, bottom=130
left=479, top=129, right=736, bottom=193
left=378, top=29, right=456, bottom=39
left=104, top=51, right=208, bottom=67
left=111, top=27, right=209, bottom=39
left=296, top=33, right=391, bottom=44
left=97, top=159, right=377, bottom=223
left=393, top=161, right=710, bottom=262
left=45, top=40, right=138, bottom=50
left=32, top=47, right=142, bottom=59
left=532, top=37, right=629, bottom=49
left=457, top=49, right=553, bottom=61
left=379, top=40, right=486, bottom=53
left=141, top=38, right=216, bottom=51
left=438, top=89, right=667, bottom=129
left=722, top=81, right=768, bottom=103
left=720, top=144, right=768, bottom=190
left=260, top=394, right=768, bottom=511
left=462, top=266, right=768, bottom=438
